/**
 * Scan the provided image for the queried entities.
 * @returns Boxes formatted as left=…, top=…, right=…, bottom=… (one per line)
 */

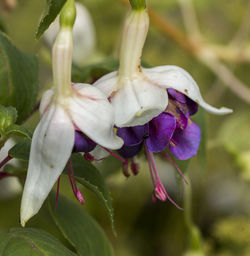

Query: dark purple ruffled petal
left=169, top=121, right=201, bottom=160
left=73, top=131, right=97, bottom=153
left=117, top=143, right=143, bottom=159
left=175, top=111, right=188, bottom=130
left=117, top=124, right=149, bottom=146
left=146, top=113, right=176, bottom=153
left=186, top=97, right=198, bottom=116
left=168, top=89, right=186, bottom=103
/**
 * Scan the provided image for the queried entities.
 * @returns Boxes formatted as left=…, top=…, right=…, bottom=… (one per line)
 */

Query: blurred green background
left=1, top=0, right=250, bottom=255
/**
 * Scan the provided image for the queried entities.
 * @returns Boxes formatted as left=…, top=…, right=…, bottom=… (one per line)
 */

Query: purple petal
left=117, top=143, right=143, bottom=159
left=175, top=111, right=188, bottom=130
left=73, top=131, right=97, bottom=153
left=168, top=89, right=186, bottom=103
left=117, top=124, right=149, bottom=146
left=186, top=97, right=198, bottom=116
left=146, top=113, right=176, bottom=152
left=169, top=121, right=201, bottom=160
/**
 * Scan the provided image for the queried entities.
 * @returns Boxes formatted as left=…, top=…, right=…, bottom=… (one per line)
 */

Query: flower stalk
left=129, top=0, right=146, bottom=10
left=53, top=0, right=76, bottom=100
left=118, top=8, right=149, bottom=80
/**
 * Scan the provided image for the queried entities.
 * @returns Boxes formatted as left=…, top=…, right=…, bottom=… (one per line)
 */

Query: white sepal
left=39, top=89, right=54, bottom=115
left=20, top=104, right=74, bottom=226
left=111, top=77, right=168, bottom=127
left=94, top=71, right=118, bottom=97
left=69, top=83, right=123, bottom=150
left=144, top=65, right=233, bottom=115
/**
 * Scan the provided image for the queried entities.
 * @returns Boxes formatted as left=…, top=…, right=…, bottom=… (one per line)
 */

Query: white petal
left=144, top=65, right=232, bottom=115
left=93, top=71, right=118, bottom=97
left=112, top=77, right=168, bottom=127
left=69, top=84, right=123, bottom=150
left=20, top=104, right=74, bottom=226
left=39, top=89, right=54, bottom=115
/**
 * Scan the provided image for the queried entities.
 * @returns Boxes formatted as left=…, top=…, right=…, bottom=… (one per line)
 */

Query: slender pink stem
left=160, top=184, right=183, bottom=210
left=0, top=155, right=12, bottom=169
left=66, top=162, right=77, bottom=196
left=69, top=158, right=78, bottom=192
left=144, top=145, right=184, bottom=210
left=144, top=145, right=156, bottom=186
left=164, top=152, right=188, bottom=184
left=103, top=147, right=127, bottom=163
left=67, top=159, right=85, bottom=204
left=54, top=176, right=61, bottom=211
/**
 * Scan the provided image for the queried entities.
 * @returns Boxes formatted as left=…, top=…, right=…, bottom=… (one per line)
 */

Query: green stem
left=184, top=175, right=204, bottom=252
left=129, top=0, right=146, bottom=10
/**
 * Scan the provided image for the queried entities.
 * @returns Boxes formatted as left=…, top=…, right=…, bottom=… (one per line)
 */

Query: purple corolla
left=116, top=89, right=201, bottom=208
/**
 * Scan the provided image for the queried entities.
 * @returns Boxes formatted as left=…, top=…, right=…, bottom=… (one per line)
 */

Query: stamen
left=122, top=160, right=130, bottom=177
left=103, top=147, right=127, bottom=164
left=144, top=145, right=157, bottom=187
left=67, top=159, right=85, bottom=205
left=0, top=155, right=12, bottom=169
left=131, top=156, right=140, bottom=175
left=155, top=183, right=184, bottom=211
left=54, top=176, right=61, bottom=211
left=69, top=159, right=78, bottom=192
left=76, top=190, right=85, bottom=204
left=66, top=163, right=76, bottom=195
left=163, top=152, right=188, bottom=185
left=144, top=144, right=183, bottom=210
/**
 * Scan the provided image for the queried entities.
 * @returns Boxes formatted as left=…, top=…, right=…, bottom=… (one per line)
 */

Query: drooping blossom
left=92, top=4, right=232, bottom=207
left=20, top=2, right=123, bottom=227
left=94, top=8, right=232, bottom=128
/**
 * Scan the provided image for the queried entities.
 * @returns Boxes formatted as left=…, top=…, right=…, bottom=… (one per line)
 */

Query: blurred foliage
left=211, top=216, right=250, bottom=256
left=0, top=0, right=250, bottom=255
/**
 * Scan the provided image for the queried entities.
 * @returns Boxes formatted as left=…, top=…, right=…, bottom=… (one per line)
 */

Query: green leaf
left=218, top=110, right=250, bottom=179
left=0, top=15, right=6, bottom=33
left=8, top=138, right=31, bottom=161
left=0, top=104, right=17, bottom=132
left=0, top=32, right=39, bottom=123
left=48, top=193, right=114, bottom=256
left=36, top=0, right=67, bottom=39
left=69, top=153, right=115, bottom=232
left=5, top=124, right=32, bottom=139
left=0, top=228, right=77, bottom=256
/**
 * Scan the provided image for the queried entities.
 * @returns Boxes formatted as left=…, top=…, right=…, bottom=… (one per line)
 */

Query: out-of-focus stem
left=178, top=0, right=202, bottom=42
left=184, top=175, right=204, bottom=252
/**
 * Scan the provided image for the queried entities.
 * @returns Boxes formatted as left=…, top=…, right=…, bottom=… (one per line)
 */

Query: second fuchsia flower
left=20, top=1, right=123, bottom=227
left=93, top=3, right=232, bottom=207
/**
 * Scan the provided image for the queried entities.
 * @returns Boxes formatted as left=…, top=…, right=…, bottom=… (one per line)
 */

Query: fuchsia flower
left=93, top=7, right=232, bottom=207
left=20, top=7, right=123, bottom=226
left=94, top=9, right=232, bottom=128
